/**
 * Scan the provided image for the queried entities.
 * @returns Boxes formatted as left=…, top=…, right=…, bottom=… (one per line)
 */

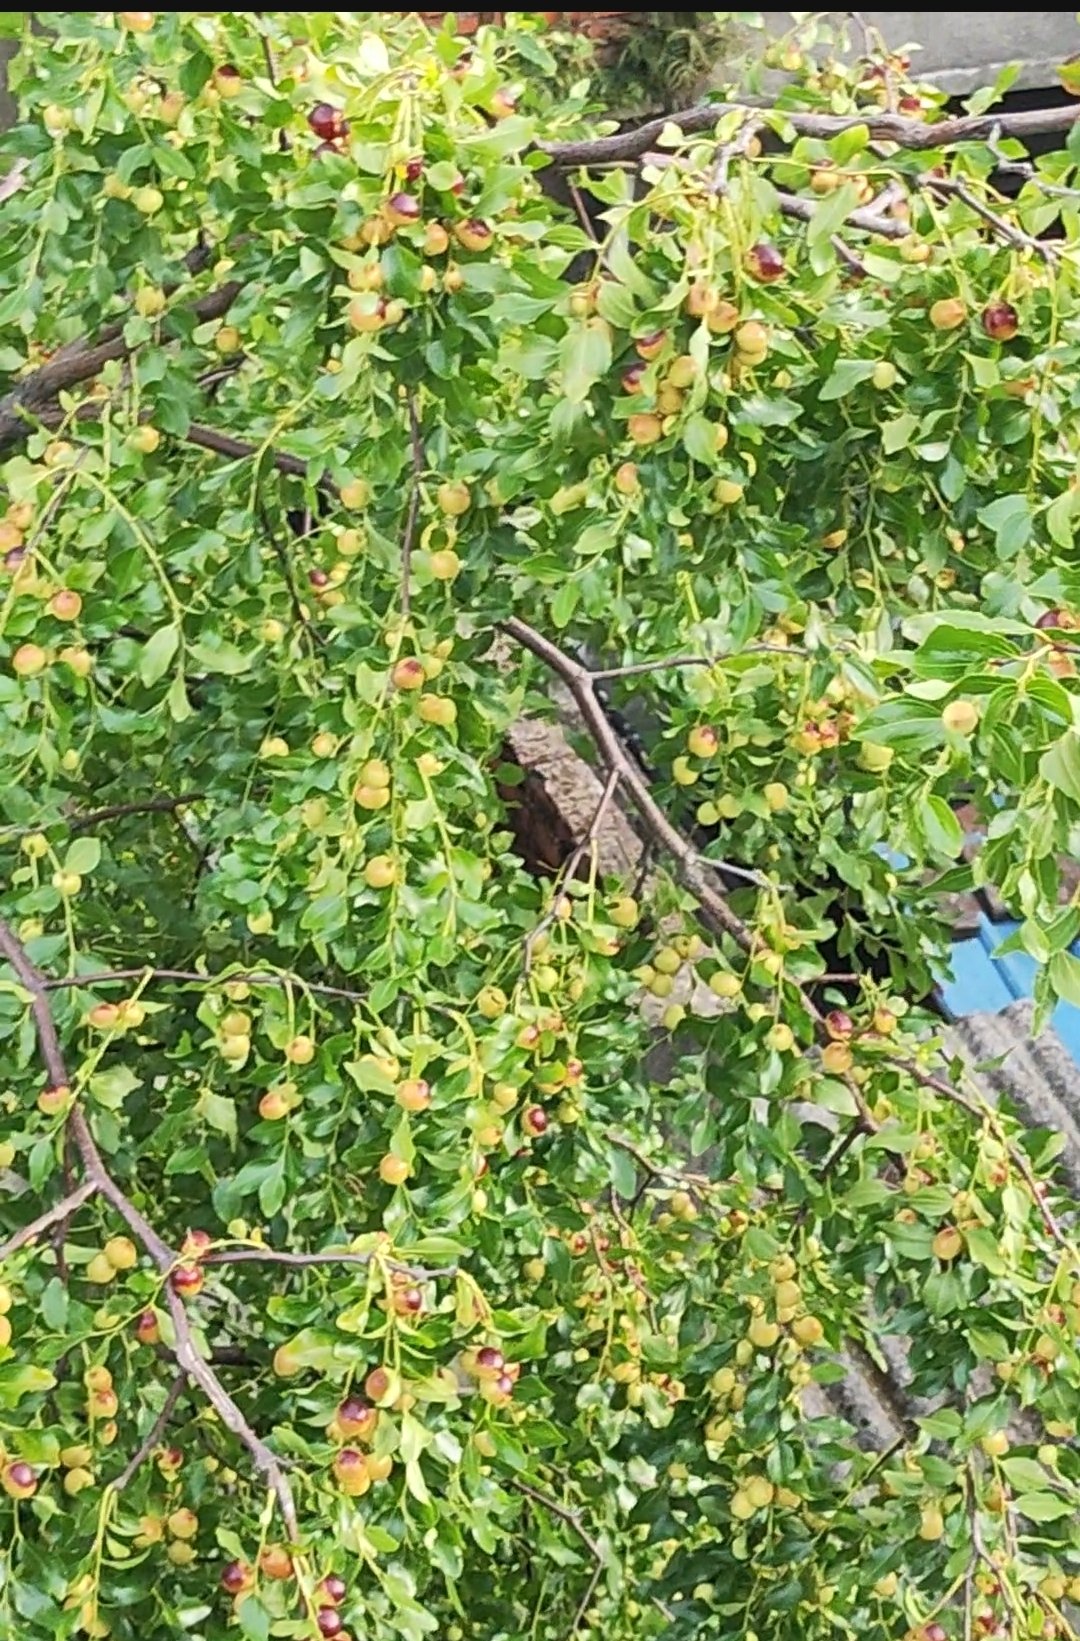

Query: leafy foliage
left=1, top=11, right=1080, bottom=1641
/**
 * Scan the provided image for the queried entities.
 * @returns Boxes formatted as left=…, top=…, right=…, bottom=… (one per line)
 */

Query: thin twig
left=204, top=1246, right=457, bottom=1281
left=402, top=390, right=424, bottom=619
left=113, top=1375, right=187, bottom=1491
left=524, top=769, right=620, bottom=972
left=891, top=1055, right=1066, bottom=1245
left=0, top=919, right=301, bottom=1543
left=0, top=1180, right=98, bottom=1264
left=775, top=189, right=908, bottom=240
left=41, top=965, right=366, bottom=1003
left=921, top=173, right=1055, bottom=261
left=257, top=499, right=325, bottom=649
left=693, top=852, right=781, bottom=892
left=68, top=793, right=205, bottom=833
left=711, top=115, right=762, bottom=196
left=187, top=422, right=313, bottom=480
left=508, top=1479, right=605, bottom=1635
left=566, top=179, right=599, bottom=242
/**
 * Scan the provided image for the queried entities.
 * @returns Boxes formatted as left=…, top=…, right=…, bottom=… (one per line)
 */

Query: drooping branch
left=113, top=1374, right=186, bottom=1491
left=540, top=101, right=1080, bottom=169
left=204, top=1246, right=458, bottom=1281
left=0, top=1180, right=98, bottom=1263
left=68, top=793, right=206, bottom=833
left=401, top=389, right=425, bottom=618
left=42, top=965, right=366, bottom=1003
left=0, top=918, right=301, bottom=1542
left=0, top=279, right=242, bottom=453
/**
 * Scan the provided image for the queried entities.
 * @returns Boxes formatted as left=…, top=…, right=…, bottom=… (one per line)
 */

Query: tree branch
left=113, top=1374, right=187, bottom=1491
left=539, top=101, right=1080, bottom=169
left=185, top=422, right=313, bottom=480
left=921, top=173, right=1055, bottom=260
left=503, top=618, right=878, bottom=1134
left=402, top=390, right=424, bottom=619
left=0, top=280, right=242, bottom=453
left=68, top=793, right=206, bottom=833
left=0, top=918, right=301, bottom=1542
left=42, top=965, right=366, bottom=1004
left=204, top=1246, right=458, bottom=1281
left=524, top=768, right=620, bottom=972
left=0, top=1180, right=98, bottom=1263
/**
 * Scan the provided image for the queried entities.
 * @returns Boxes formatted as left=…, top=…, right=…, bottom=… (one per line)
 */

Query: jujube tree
left=2, top=10, right=1080, bottom=1641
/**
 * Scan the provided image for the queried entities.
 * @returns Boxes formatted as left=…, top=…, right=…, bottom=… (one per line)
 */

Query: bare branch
left=539, top=101, right=1080, bottom=169
left=524, top=769, right=620, bottom=972
left=921, top=173, right=1055, bottom=260
left=186, top=422, right=312, bottom=480
left=891, top=1054, right=1066, bottom=1245
left=402, top=390, right=424, bottom=619
left=502, top=618, right=879, bottom=1134
left=711, top=116, right=762, bottom=196
left=41, top=965, right=366, bottom=1004
left=509, top=1479, right=605, bottom=1634
left=0, top=280, right=242, bottom=453
left=0, top=919, right=301, bottom=1542
left=69, top=793, right=206, bottom=833
left=775, top=189, right=907, bottom=240
left=113, top=1375, right=187, bottom=1491
left=0, top=1180, right=98, bottom=1264
left=204, top=1246, right=458, bottom=1281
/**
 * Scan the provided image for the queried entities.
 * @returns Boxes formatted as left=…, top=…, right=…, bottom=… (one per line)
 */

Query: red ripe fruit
left=309, top=569, right=329, bottom=588
left=386, top=191, right=421, bottom=225
left=171, top=1263, right=204, bottom=1299
left=620, top=362, right=647, bottom=395
left=925, top=1628, right=947, bottom=1641
left=493, top=1372, right=515, bottom=1396
left=745, top=242, right=785, bottom=283
left=824, top=1009, right=854, bottom=1040
left=317, top=1610, right=345, bottom=1639
left=220, top=1560, right=253, bottom=1595
left=395, top=1286, right=423, bottom=1313
left=7, top=1461, right=35, bottom=1490
left=182, top=1228, right=212, bottom=1258
left=405, top=156, right=423, bottom=183
left=308, top=102, right=344, bottom=140
left=337, top=1397, right=377, bottom=1439
left=317, top=1574, right=347, bottom=1606
left=981, top=301, right=1019, bottom=342
left=475, top=1345, right=504, bottom=1372
left=134, top=1309, right=160, bottom=1345
left=523, top=1105, right=548, bottom=1136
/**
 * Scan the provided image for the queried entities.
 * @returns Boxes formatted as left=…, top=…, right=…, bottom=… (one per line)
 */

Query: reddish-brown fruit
left=220, top=1561, right=254, bottom=1595
left=309, top=103, right=345, bottom=140
left=316, top=1574, right=347, bottom=1606
left=336, top=1397, right=378, bottom=1441
left=391, top=657, right=425, bottom=691
left=135, top=1309, right=160, bottom=1345
left=405, top=156, right=423, bottom=182
left=394, top=1285, right=424, bottom=1315
left=182, top=1228, right=212, bottom=1258
left=317, top=1609, right=345, bottom=1639
left=523, top=1106, right=548, bottom=1137
left=981, top=301, right=1019, bottom=342
left=824, top=1009, right=854, bottom=1040
left=385, top=191, right=421, bottom=227
left=475, top=1345, right=505, bottom=1373
left=259, top=1544, right=294, bottom=1580
left=455, top=219, right=492, bottom=253
left=635, top=329, right=667, bottom=361
left=2, top=1461, right=36, bottom=1499
left=621, top=362, right=647, bottom=395
left=745, top=243, right=785, bottom=282
left=309, top=569, right=329, bottom=589
left=171, top=1263, right=204, bottom=1299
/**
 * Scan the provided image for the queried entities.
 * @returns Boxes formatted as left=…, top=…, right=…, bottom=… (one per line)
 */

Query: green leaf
left=922, top=795, right=963, bottom=858
left=139, top=623, right=180, bottom=687
left=818, top=359, right=876, bottom=400
left=188, top=637, right=252, bottom=676
left=1049, top=950, right=1080, bottom=1007
left=236, top=1596, right=271, bottom=1641
left=1046, top=488, right=1078, bottom=549
left=977, top=493, right=1032, bottom=557
left=0, top=1364, right=56, bottom=1407
left=63, top=837, right=101, bottom=876
left=1040, top=731, right=1080, bottom=805
left=1014, top=1491, right=1075, bottom=1522
left=201, top=1091, right=237, bottom=1145
left=40, top=1277, right=68, bottom=1331
left=560, top=321, right=611, bottom=405
left=258, top=1160, right=287, bottom=1218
